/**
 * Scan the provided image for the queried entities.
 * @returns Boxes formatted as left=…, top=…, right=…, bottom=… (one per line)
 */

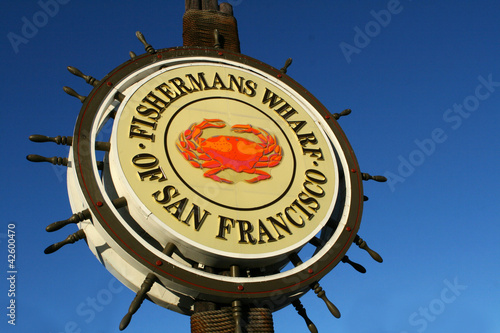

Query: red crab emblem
left=176, top=119, right=283, bottom=183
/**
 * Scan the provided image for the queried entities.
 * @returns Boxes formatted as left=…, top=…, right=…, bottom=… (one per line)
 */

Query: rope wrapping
left=191, top=307, right=274, bottom=333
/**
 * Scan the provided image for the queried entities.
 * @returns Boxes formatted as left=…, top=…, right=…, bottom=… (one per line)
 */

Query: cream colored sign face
left=110, top=61, right=339, bottom=258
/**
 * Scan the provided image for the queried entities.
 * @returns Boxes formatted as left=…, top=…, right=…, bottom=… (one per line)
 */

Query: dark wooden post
left=183, top=0, right=241, bottom=53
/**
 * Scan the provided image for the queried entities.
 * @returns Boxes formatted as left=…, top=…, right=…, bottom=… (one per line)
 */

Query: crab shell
left=198, top=135, right=279, bottom=172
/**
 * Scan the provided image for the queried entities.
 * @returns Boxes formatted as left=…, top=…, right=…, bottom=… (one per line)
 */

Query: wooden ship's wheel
left=27, top=2, right=386, bottom=332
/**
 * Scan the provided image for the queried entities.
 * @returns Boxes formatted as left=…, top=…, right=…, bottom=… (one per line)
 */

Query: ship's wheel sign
left=28, top=34, right=386, bottom=331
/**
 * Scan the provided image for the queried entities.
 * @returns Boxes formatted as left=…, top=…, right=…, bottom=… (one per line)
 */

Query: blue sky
left=1, top=0, right=499, bottom=332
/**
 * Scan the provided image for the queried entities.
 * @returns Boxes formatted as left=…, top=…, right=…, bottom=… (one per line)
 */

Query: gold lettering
left=155, top=83, right=180, bottom=104
left=212, top=72, right=229, bottom=90
left=237, top=220, right=257, bottom=244
left=131, top=116, right=157, bottom=130
left=303, top=147, right=324, bottom=160
left=228, top=74, right=244, bottom=93
left=216, top=216, right=235, bottom=240
left=137, top=166, right=167, bottom=182
left=142, top=91, right=169, bottom=111
left=244, top=80, right=257, bottom=97
left=262, top=88, right=286, bottom=109
left=305, top=169, right=327, bottom=184
left=298, top=191, right=320, bottom=212
left=258, top=220, right=277, bottom=243
left=152, top=185, right=179, bottom=204
left=275, top=102, right=298, bottom=120
left=136, top=105, right=160, bottom=121
left=287, top=120, right=307, bottom=133
left=185, top=72, right=213, bottom=91
left=132, top=153, right=158, bottom=168
left=129, top=125, right=155, bottom=141
left=297, top=132, right=318, bottom=147
left=164, top=197, right=188, bottom=220
left=291, top=199, right=314, bottom=220
left=303, top=180, right=325, bottom=198
left=284, top=205, right=305, bottom=227
left=169, top=77, right=192, bottom=96
left=267, top=213, right=291, bottom=239
left=182, top=204, right=211, bottom=231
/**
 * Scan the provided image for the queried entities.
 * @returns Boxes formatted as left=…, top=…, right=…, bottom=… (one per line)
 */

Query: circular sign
left=109, top=61, right=340, bottom=267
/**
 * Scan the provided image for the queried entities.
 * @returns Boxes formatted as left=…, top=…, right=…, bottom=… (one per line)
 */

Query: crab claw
left=189, top=119, right=226, bottom=141
left=204, top=168, right=233, bottom=184
left=231, top=124, right=256, bottom=133
left=245, top=169, right=271, bottom=183
left=198, top=119, right=226, bottom=129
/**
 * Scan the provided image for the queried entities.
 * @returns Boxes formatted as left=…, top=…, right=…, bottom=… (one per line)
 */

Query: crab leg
left=254, top=158, right=281, bottom=168
left=176, top=142, right=198, bottom=160
left=204, top=167, right=233, bottom=184
left=244, top=169, right=271, bottom=183
left=231, top=124, right=269, bottom=143
left=232, top=125, right=277, bottom=154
